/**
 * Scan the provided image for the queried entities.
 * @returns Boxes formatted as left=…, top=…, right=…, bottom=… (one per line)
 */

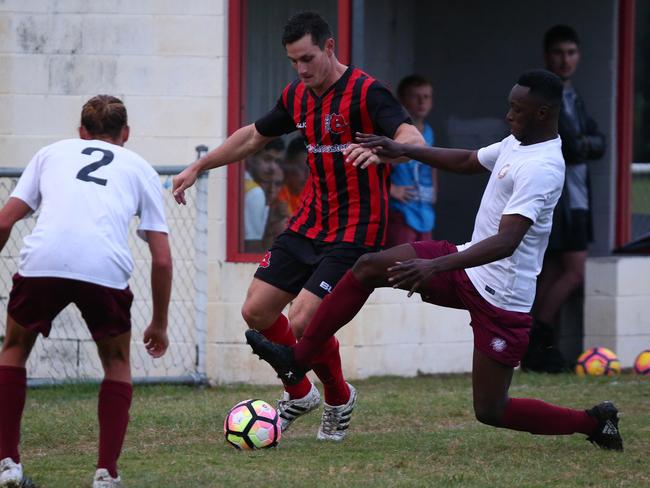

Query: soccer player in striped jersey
left=246, top=70, right=623, bottom=451
left=173, top=11, right=424, bottom=440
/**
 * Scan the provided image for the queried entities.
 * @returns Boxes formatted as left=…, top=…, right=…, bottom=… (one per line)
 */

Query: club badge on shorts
left=259, top=251, right=271, bottom=269
left=490, top=337, right=507, bottom=352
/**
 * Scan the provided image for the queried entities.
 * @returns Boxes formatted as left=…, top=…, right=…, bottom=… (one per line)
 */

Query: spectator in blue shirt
left=386, top=75, right=437, bottom=247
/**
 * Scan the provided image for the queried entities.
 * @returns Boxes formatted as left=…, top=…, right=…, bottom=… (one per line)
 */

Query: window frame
left=226, top=0, right=351, bottom=262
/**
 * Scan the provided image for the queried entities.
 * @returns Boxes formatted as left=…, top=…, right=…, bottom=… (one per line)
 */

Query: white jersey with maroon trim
left=11, top=138, right=168, bottom=289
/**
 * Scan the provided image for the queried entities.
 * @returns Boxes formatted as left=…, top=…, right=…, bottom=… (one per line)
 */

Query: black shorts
left=547, top=209, right=589, bottom=252
left=254, top=231, right=375, bottom=298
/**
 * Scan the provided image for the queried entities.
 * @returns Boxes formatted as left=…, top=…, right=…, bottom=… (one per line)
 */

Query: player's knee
left=241, top=301, right=266, bottom=330
left=352, top=252, right=383, bottom=285
left=473, top=403, right=503, bottom=427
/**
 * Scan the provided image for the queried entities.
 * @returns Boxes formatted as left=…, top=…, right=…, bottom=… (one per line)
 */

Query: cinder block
left=354, top=344, right=421, bottom=378
left=355, top=303, right=414, bottom=346
left=125, top=96, right=225, bottom=138
left=81, top=15, right=153, bottom=55
left=115, top=56, right=225, bottom=97
left=205, top=302, right=247, bottom=343
left=1, top=94, right=82, bottom=136
left=218, top=262, right=257, bottom=302
left=584, top=257, right=618, bottom=297
left=415, top=341, right=473, bottom=374
left=614, top=296, right=650, bottom=336
left=616, top=257, right=650, bottom=296
left=614, top=335, right=650, bottom=368
left=152, top=16, right=224, bottom=56
left=0, top=135, right=60, bottom=167
left=48, top=55, right=118, bottom=95
left=205, top=343, right=278, bottom=385
left=583, top=295, right=617, bottom=336
left=0, top=54, right=49, bottom=94
left=6, top=14, right=83, bottom=55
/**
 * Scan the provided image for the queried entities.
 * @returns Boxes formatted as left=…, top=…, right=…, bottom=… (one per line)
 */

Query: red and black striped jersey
left=255, top=66, right=410, bottom=249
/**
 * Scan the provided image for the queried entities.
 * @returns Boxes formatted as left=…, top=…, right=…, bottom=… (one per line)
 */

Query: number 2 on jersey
left=77, top=147, right=114, bottom=186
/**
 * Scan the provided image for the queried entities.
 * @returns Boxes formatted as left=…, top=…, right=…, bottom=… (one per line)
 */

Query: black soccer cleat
left=245, top=329, right=307, bottom=385
left=586, top=401, right=623, bottom=451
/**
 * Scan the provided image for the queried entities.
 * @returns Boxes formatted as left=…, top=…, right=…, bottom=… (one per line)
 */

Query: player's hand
left=355, top=132, right=406, bottom=160
left=344, top=143, right=383, bottom=169
left=387, top=259, right=439, bottom=297
left=143, top=323, right=169, bottom=358
left=391, top=185, right=417, bottom=203
left=172, top=165, right=200, bottom=205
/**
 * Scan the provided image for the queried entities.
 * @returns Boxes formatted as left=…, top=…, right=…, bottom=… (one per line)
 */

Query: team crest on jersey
left=497, top=164, right=511, bottom=179
left=325, top=113, right=348, bottom=134
left=259, top=251, right=271, bottom=269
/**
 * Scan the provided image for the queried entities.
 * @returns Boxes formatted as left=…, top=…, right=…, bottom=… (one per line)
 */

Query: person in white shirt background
left=0, top=95, right=172, bottom=488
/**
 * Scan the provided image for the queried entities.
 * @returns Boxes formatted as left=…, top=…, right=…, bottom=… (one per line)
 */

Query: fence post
left=193, top=145, right=209, bottom=384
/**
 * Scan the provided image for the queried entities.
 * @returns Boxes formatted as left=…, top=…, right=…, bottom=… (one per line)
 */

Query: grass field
left=18, top=373, right=649, bottom=488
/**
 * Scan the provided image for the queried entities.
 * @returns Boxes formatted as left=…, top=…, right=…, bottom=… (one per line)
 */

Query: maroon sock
left=312, top=338, right=350, bottom=406
left=97, top=380, right=132, bottom=478
left=294, top=271, right=373, bottom=368
left=0, top=366, right=26, bottom=463
left=500, top=398, right=598, bottom=435
left=260, top=314, right=311, bottom=399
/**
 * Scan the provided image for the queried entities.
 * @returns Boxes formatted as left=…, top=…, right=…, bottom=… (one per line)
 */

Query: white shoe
left=317, top=383, right=357, bottom=441
left=93, top=468, right=124, bottom=488
left=0, top=457, right=23, bottom=488
left=277, top=382, right=321, bottom=432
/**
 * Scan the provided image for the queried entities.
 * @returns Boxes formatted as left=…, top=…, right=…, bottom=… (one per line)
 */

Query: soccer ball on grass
left=633, top=349, right=650, bottom=375
left=224, top=399, right=281, bottom=450
left=575, top=347, right=620, bottom=376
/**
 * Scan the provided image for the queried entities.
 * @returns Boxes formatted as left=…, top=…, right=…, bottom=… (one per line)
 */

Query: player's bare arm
left=351, top=132, right=487, bottom=174
left=143, top=230, right=173, bottom=358
left=388, top=214, right=532, bottom=296
left=343, top=123, right=424, bottom=169
left=172, top=124, right=274, bottom=204
left=0, top=198, right=32, bottom=251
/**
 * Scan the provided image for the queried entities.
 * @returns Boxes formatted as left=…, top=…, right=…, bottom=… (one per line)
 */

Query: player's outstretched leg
left=246, top=329, right=307, bottom=384
left=471, top=348, right=623, bottom=451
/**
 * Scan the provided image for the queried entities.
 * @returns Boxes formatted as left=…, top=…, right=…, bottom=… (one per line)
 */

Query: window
left=226, top=0, right=348, bottom=261
left=631, top=0, right=650, bottom=241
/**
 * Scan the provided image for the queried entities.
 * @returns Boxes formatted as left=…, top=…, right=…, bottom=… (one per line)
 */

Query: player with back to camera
left=246, top=70, right=623, bottom=452
left=0, top=95, right=172, bottom=488
left=172, top=11, right=424, bottom=441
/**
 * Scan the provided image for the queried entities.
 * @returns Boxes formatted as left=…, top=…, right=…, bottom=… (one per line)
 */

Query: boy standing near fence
left=0, top=95, right=172, bottom=488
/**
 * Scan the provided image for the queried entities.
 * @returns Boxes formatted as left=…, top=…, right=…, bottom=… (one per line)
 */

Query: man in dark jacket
left=523, top=25, right=606, bottom=373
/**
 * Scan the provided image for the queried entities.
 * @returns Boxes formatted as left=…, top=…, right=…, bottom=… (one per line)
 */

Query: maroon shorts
left=411, top=240, right=532, bottom=367
left=7, top=273, right=134, bottom=341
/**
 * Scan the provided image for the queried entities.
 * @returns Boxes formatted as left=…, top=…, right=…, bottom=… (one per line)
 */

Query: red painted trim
left=615, top=0, right=635, bottom=248
left=337, top=0, right=352, bottom=64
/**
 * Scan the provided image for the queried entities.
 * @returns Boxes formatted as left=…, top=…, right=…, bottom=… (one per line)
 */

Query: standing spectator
left=386, top=75, right=437, bottom=247
left=244, top=139, right=285, bottom=252
left=523, top=25, right=606, bottom=373
left=0, top=95, right=172, bottom=488
left=263, top=162, right=291, bottom=249
left=278, top=136, right=309, bottom=215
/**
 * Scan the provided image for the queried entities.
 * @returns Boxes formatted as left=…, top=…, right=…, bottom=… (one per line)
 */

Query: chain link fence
left=0, top=160, right=208, bottom=386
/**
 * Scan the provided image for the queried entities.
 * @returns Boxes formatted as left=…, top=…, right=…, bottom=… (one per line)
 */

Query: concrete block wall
left=584, top=257, right=650, bottom=367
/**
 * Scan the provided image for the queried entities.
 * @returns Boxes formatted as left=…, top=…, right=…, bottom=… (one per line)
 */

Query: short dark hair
left=517, top=69, right=563, bottom=107
left=80, top=95, right=127, bottom=139
left=397, top=74, right=433, bottom=100
left=264, top=138, right=285, bottom=152
left=286, top=136, right=307, bottom=161
left=282, top=11, right=332, bottom=48
left=544, top=25, right=580, bottom=52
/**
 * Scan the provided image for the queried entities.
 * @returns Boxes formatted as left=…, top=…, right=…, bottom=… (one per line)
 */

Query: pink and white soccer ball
left=224, top=399, right=281, bottom=450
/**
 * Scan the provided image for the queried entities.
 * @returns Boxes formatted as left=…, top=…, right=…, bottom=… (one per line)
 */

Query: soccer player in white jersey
left=0, top=95, right=172, bottom=488
left=246, top=70, right=623, bottom=451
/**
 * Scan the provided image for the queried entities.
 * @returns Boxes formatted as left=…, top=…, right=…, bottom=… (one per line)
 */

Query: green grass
left=19, top=373, right=649, bottom=487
